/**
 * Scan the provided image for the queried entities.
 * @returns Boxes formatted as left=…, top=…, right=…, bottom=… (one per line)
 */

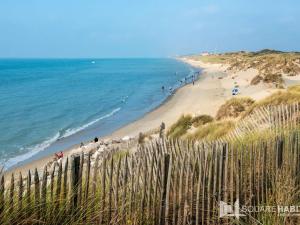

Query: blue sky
left=0, top=0, right=299, bottom=58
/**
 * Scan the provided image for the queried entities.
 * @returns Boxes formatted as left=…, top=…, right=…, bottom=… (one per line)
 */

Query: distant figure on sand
left=54, top=151, right=64, bottom=160
left=159, top=122, right=166, bottom=139
left=94, top=137, right=99, bottom=143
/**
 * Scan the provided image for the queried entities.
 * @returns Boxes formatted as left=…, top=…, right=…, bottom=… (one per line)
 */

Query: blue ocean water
left=0, top=58, right=197, bottom=169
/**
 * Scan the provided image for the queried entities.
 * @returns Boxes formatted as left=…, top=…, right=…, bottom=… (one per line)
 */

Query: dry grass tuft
left=288, top=85, right=300, bottom=93
left=250, top=75, right=263, bottom=85
left=262, top=73, right=284, bottom=88
left=216, top=97, right=255, bottom=120
left=167, top=114, right=192, bottom=138
left=191, top=114, right=214, bottom=127
left=243, top=85, right=300, bottom=117
left=187, top=120, right=235, bottom=140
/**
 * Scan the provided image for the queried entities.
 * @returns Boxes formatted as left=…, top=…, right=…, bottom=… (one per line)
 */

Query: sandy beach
left=6, top=57, right=299, bottom=177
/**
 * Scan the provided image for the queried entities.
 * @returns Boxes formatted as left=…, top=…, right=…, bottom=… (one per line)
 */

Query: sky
left=0, top=0, right=299, bottom=58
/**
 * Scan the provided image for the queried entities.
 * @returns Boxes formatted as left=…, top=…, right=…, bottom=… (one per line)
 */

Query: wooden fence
left=1, top=129, right=300, bottom=224
left=223, top=102, right=300, bottom=141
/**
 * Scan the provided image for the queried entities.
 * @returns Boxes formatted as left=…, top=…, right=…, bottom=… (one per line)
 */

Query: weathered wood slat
left=41, top=166, right=47, bottom=221
left=55, top=160, right=63, bottom=210
left=62, top=158, right=69, bottom=203
left=99, top=156, right=107, bottom=225
left=0, top=175, right=4, bottom=224
left=18, top=173, right=23, bottom=214
left=34, top=168, right=40, bottom=221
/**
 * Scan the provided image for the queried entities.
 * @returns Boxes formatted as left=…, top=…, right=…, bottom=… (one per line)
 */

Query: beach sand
left=6, top=57, right=300, bottom=178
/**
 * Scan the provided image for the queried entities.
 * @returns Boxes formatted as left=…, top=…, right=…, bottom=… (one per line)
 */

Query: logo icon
left=219, top=199, right=246, bottom=219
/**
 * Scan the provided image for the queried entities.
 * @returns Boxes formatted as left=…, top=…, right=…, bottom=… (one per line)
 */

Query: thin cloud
left=183, top=4, right=220, bottom=18
left=202, top=4, right=220, bottom=14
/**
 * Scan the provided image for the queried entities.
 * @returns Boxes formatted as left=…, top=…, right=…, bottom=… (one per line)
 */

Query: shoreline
left=5, top=57, right=288, bottom=177
left=4, top=60, right=203, bottom=176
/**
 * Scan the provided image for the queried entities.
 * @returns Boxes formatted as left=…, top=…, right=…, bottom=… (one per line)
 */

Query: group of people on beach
left=53, top=136, right=100, bottom=161
left=52, top=71, right=201, bottom=163
left=161, top=71, right=199, bottom=94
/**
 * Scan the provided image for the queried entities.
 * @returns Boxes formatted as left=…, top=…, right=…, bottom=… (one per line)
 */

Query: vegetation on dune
left=190, top=49, right=300, bottom=87
left=191, top=114, right=214, bottom=127
left=251, top=73, right=284, bottom=88
left=262, top=73, right=284, bottom=88
left=196, top=55, right=229, bottom=63
left=187, top=120, right=235, bottom=140
left=250, top=75, right=263, bottom=85
left=243, top=85, right=300, bottom=117
left=288, top=84, right=300, bottom=93
left=167, top=85, right=300, bottom=141
left=167, top=114, right=192, bottom=138
left=216, top=97, right=255, bottom=120
left=167, top=114, right=215, bottom=139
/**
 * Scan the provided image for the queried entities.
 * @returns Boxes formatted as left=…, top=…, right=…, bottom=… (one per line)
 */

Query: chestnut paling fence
left=0, top=105, right=300, bottom=225
left=222, top=102, right=300, bottom=141
left=1, top=133, right=300, bottom=225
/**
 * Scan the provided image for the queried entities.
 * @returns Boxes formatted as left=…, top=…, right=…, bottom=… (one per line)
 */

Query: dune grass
left=243, top=85, right=300, bottom=117
left=191, top=114, right=214, bottom=127
left=167, top=114, right=214, bottom=139
left=188, top=50, right=300, bottom=87
left=196, top=55, right=229, bottom=64
left=187, top=120, right=235, bottom=141
left=216, top=97, right=255, bottom=120
left=167, top=114, right=192, bottom=139
left=167, top=85, right=300, bottom=142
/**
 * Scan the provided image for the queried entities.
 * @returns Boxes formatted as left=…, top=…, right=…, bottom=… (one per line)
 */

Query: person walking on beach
left=159, top=122, right=166, bottom=139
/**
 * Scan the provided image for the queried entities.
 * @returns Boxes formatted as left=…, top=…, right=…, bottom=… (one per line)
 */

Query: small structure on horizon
left=201, top=52, right=210, bottom=56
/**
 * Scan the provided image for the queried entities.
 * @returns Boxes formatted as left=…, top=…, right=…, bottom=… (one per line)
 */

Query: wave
left=3, top=107, right=121, bottom=169
left=3, top=132, right=60, bottom=169
left=188, top=67, right=195, bottom=75
left=61, top=107, right=121, bottom=138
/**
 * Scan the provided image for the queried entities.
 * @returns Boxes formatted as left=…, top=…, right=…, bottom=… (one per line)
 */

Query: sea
left=0, top=58, right=198, bottom=169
